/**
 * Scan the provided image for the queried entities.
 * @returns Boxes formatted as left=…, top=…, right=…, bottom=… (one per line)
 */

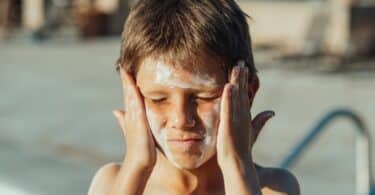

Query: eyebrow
left=141, top=85, right=223, bottom=95
left=141, top=91, right=167, bottom=96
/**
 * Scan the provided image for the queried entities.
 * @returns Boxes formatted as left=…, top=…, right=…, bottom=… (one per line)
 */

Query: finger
left=232, top=60, right=246, bottom=108
left=113, top=109, right=126, bottom=134
left=219, top=84, right=234, bottom=132
left=239, top=62, right=249, bottom=106
left=230, top=64, right=241, bottom=86
left=232, top=84, right=240, bottom=123
left=229, top=63, right=241, bottom=120
left=120, top=68, right=144, bottom=111
left=119, top=69, right=150, bottom=135
left=237, top=60, right=246, bottom=88
left=251, top=110, right=275, bottom=142
left=119, top=68, right=130, bottom=108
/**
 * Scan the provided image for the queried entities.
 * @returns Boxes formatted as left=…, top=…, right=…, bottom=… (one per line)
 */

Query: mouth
left=168, top=138, right=203, bottom=148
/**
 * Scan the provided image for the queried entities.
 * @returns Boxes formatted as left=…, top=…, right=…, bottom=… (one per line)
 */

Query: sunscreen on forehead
left=146, top=59, right=219, bottom=89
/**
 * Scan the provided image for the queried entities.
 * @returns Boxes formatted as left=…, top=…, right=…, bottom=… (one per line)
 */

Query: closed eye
left=196, top=96, right=220, bottom=102
left=150, top=97, right=167, bottom=103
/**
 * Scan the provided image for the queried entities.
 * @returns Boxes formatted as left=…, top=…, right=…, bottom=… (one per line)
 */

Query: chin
left=172, top=158, right=205, bottom=170
left=169, top=151, right=216, bottom=170
left=157, top=142, right=217, bottom=170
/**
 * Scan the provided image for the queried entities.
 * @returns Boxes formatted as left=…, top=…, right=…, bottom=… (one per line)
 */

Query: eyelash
left=149, top=96, right=219, bottom=104
left=196, top=96, right=219, bottom=102
left=150, top=98, right=167, bottom=103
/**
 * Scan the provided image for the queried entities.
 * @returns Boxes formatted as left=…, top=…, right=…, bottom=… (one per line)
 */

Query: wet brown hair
left=116, top=0, right=256, bottom=78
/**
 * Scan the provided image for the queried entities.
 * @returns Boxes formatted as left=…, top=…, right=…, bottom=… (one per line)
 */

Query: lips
left=168, top=138, right=203, bottom=142
left=167, top=137, right=203, bottom=149
left=168, top=137, right=203, bottom=142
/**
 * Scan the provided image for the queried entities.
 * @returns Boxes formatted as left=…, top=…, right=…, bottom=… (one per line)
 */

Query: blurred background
left=0, top=0, right=374, bottom=194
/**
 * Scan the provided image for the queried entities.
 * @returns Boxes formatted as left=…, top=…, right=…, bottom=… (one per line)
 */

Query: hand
left=216, top=61, right=274, bottom=168
left=113, top=69, right=157, bottom=171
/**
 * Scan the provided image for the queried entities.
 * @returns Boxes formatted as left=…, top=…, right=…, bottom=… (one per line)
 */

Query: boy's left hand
left=216, top=62, right=274, bottom=168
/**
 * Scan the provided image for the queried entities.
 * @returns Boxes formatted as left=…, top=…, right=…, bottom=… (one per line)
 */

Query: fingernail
left=268, top=111, right=275, bottom=117
left=238, top=60, right=245, bottom=67
left=113, top=110, right=119, bottom=118
left=234, top=66, right=240, bottom=75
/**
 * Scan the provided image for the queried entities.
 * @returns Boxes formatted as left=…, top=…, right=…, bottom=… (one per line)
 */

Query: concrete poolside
left=0, top=38, right=374, bottom=195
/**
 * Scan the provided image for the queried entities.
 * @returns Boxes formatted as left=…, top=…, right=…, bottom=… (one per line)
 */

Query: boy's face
left=136, top=57, right=226, bottom=170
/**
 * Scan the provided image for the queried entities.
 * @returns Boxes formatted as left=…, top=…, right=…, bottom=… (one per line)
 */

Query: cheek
left=198, top=102, right=220, bottom=131
left=145, top=104, right=165, bottom=133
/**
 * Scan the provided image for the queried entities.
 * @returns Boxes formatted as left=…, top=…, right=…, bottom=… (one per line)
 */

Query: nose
left=169, top=99, right=196, bottom=130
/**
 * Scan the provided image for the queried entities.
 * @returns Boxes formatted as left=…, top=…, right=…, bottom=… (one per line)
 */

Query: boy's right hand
left=113, top=69, right=157, bottom=171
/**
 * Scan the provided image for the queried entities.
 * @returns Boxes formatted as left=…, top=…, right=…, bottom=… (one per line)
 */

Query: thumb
left=251, top=110, right=275, bottom=143
left=113, top=109, right=126, bottom=134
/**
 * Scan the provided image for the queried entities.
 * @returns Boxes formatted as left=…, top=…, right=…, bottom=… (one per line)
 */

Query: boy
left=89, top=0, right=300, bottom=194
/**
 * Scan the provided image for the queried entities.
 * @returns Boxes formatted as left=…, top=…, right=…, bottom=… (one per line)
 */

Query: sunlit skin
left=88, top=57, right=300, bottom=195
left=138, top=58, right=225, bottom=170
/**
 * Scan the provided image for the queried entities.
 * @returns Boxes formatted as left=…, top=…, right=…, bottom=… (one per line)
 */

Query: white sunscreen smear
left=143, top=59, right=220, bottom=169
left=147, top=59, right=219, bottom=89
left=146, top=106, right=219, bottom=169
left=146, top=109, right=182, bottom=168
left=195, top=102, right=220, bottom=167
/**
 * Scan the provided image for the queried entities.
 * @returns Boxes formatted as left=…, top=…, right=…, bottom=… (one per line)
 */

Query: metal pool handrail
left=279, top=109, right=372, bottom=195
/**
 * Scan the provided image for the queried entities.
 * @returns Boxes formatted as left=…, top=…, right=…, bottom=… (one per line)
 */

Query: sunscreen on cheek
left=145, top=107, right=216, bottom=169
left=195, top=102, right=220, bottom=167
left=145, top=109, right=182, bottom=168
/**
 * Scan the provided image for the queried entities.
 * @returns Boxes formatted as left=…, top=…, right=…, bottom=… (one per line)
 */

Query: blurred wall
left=240, top=1, right=317, bottom=53
left=240, top=0, right=375, bottom=57
left=22, top=0, right=44, bottom=30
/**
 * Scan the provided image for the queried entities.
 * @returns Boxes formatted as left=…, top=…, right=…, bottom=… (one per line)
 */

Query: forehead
left=136, top=57, right=226, bottom=90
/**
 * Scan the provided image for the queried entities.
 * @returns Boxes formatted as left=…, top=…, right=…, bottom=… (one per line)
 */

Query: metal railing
left=279, top=109, right=373, bottom=195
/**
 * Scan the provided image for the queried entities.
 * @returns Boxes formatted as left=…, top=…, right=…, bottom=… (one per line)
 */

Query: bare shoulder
left=255, top=164, right=300, bottom=195
left=88, top=162, right=121, bottom=195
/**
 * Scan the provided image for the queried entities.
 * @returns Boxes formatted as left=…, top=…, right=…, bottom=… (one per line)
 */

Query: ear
left=248, top=74, right=259, bottom=109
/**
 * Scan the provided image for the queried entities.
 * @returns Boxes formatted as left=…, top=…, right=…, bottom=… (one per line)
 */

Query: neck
left=152, top=152, right=224, bottom=194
